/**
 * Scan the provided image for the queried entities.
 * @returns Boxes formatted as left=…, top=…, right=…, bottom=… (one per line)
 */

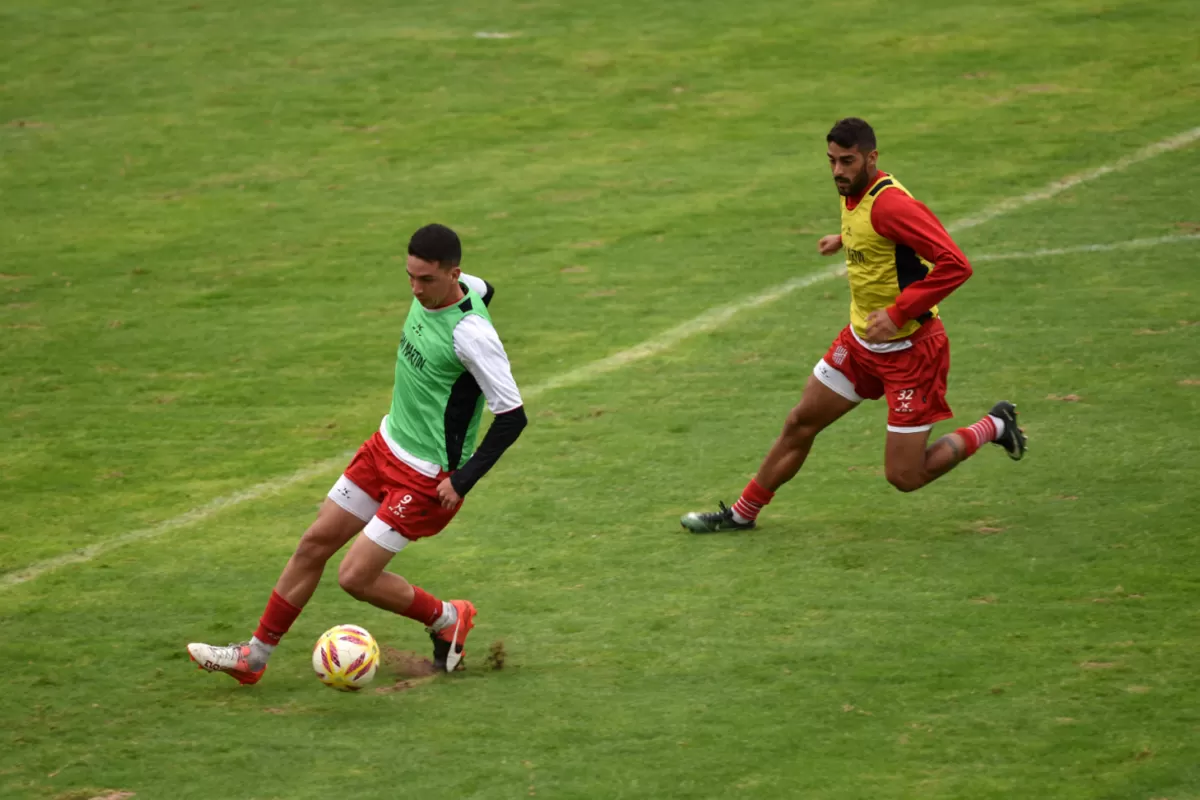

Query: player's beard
left=836, top=166, right=869, bottom=197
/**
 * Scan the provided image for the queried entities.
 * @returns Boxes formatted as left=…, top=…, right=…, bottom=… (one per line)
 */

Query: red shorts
left=816, top=319, right=952, bottom=432
left=333, top=432, right=460, bottom=540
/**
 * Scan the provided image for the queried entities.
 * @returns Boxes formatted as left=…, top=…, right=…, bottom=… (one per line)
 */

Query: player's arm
left=443, top=317, right=527, bottom=502
left=870, top=190, right=973, bottom=327
left=459, top=273, right=496, bottom=306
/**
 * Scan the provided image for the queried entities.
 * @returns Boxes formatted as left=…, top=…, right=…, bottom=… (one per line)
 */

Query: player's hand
left=865, top=309, right=899, bottom=343
left=436, top=478, right=463, bottom=509
left=817, top=234, right=843, bottom=256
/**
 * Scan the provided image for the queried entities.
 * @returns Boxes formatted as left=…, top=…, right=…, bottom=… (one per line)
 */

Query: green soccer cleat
left=680, top=501, right=755, bottom=534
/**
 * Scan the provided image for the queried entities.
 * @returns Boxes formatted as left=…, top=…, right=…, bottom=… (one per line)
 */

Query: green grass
left=3, top=0, right=1200, bottom=797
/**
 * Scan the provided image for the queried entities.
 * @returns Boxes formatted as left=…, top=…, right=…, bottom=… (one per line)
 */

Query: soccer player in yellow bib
left=682, top=118, right=1026, bottom=533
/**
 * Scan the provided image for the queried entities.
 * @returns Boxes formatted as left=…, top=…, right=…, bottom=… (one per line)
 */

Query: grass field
left=3, top=0, right=1200, bottom=798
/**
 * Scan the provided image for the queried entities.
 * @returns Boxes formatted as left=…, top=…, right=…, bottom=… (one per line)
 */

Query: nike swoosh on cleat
left=443, top=616, right=464, bottom=672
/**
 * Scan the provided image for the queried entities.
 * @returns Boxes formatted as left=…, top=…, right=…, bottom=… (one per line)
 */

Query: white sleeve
left=460, top=273, right=489, bottom=298
left=453, top=316, right=523, bottom=414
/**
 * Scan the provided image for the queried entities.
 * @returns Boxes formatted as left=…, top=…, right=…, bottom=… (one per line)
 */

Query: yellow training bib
left=840, top=174, right=938, bottom=340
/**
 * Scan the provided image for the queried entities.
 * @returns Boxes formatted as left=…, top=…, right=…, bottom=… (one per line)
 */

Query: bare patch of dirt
left=382, top=647, right=436, bottom=673
left=53, top=792, right=135, bottom=800
left=570, top=240, right=606, bottom=249
left=484, top=639, right=506, bottom=670
left=1046, top=393, right=1082, bottom=401
left=1179, top=379, right=1200, bottom=386
left=1175, top=221, right=1200, bottom=233
left=1080, top=661, right=1117, bottom=669
left=559, top=265, right=588, bottom=273
left=1126, top=685, right=1151, bottom=694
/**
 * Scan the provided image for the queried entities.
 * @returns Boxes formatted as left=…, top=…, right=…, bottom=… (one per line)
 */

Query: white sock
left=988, top=414, right=1006, bottom=440
left=248, top=636, right=275, bottom=668
left=731, top=509, right=753, bottom=525
left=430, top=601, right=458, bottom=632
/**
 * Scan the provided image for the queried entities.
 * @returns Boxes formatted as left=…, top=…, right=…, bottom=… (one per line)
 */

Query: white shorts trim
left=850, top=325, right=913, bottom=353
left=813, top=358, right=864, bottom=403
left=379, top=416, right=442, bottom=479
left=886, top=423, right=935, bottom=434
left=363, top=516, right=412, bottom=554
left=327, top=475, right=380, bottom=522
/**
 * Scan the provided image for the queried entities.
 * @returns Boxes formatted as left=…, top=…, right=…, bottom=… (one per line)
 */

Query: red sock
left=955, top=415, right=998, bottom=458
left=401, top=587, right=444, bottom=627
left=253, top=590, right=303, bottom=646
left=731, top=478, right=775, bottom=522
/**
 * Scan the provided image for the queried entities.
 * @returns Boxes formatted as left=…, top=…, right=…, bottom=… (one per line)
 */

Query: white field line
left=4, top=128, right=1199, bottom=590
left=950, top=126, right=1200, bottom=232
left=971, top=233, right=1200, bottom=262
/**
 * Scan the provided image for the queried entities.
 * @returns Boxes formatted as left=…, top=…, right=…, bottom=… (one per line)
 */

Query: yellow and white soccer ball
left=312, top=624, right=380, bottom=691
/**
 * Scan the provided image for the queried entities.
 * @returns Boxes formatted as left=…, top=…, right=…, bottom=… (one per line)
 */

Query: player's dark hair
left=408, top=223, right=462, bottom=268
left=827, top=117, right=877, bottom=153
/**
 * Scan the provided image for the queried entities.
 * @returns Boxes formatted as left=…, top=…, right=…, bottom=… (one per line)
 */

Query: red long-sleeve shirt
left=847, top=173, right=973, bottom=327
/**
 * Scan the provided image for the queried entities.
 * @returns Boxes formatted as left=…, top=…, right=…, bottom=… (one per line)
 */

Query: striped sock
left=731, top=478, right=775, bottom=524
left=956, top=414, right=1006, bottom=457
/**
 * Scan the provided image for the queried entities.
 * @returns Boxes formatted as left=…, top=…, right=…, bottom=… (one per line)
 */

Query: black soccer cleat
left=680, top=501, right=755, bottom=533
left=429, top=633, right=452, bottom=672
left=989, top=401, right=1027, bottom=461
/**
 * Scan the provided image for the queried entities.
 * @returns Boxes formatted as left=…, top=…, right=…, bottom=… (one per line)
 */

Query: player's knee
left=293, top=529, right=336, bottom=567
left=781, top=408, right=821, bottom=446
left=885, top=467, right=925, bottom=493
left=336, top=559, right=376, bottom=600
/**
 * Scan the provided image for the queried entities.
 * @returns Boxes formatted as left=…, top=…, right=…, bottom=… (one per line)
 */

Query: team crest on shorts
left=832, top=345, right=848, bottom=366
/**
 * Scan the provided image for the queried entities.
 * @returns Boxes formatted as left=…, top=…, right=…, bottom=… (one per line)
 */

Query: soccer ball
left=312, top=624, right=380, bottom=691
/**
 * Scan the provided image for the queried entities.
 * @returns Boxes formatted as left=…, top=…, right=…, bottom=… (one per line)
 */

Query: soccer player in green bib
left=188, top=224, right=527, bottom=682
